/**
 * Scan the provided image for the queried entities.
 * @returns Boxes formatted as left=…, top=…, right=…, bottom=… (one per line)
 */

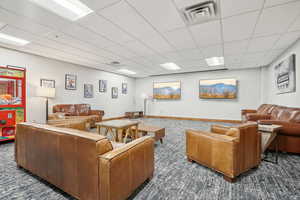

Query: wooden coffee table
left=96, top=120, right=139, bottom=143
left=132, top=124, right=165, bottom=144
left=258, top=124, right=282, bottom=164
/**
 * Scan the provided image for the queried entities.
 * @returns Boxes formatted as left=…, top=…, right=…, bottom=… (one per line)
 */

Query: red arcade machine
left=0, top=66, right=26, bottom=142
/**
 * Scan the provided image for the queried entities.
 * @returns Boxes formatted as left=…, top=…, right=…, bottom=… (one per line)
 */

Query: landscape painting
left=153, top=81, right=181, bottom=100
left=199, top=79, right=237, bottom=99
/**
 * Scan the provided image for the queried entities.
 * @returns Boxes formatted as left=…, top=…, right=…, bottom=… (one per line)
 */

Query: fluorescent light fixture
left=205, top=57, right=224, bottom=66
left=0, top=33, right=30, bottom=46
left=117, top=69, right=137, bottom=75
left=160, top=62, right=181, bottom=70
left=29, top=0, right=93, bottom=21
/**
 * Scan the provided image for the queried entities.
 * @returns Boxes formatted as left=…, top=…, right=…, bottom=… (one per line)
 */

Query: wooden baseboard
left=102, top=116, right=126, bottom=121
left=144, top=115, right=241, bottom=124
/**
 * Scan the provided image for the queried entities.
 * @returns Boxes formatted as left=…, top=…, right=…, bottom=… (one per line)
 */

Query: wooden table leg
left=97, top=126, right=101, bottom=135
left=124, top=128, right=130, bottom=143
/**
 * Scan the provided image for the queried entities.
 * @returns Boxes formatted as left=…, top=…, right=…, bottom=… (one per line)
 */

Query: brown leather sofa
left=15, top=122, right=154, bottom=200
left=242, top=104, right=300, bottom=153
left=51, top=104, right=105, bottom=128
left=186, top=123, right=261, bottom=182
left=47, top=118, right=88, bottom=131
left=241, top=104, right=276, bottom=122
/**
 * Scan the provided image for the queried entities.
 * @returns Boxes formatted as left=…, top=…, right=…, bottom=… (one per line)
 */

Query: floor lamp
left=37, top=87, right=56, bottom=122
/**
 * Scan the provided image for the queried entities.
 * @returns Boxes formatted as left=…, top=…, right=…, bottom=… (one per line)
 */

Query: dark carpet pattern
left=0, top=118, right=300, bottom=200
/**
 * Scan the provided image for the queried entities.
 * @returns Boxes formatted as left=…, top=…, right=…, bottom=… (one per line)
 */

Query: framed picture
left=99, top=80, right=107, bottom=92
left=40, top=79, right=55, bottom=88
left=153, top=81, right=181, bottom=100
left=275, top=54, right=296, bottom=94
left=199, top=79, right=237, bottom=99
left=122, top=83, right=127, bottom=94
left=84, top=84, right=93, bottom=98
left=65, top=74, right=77, bottom=90
left=112, top=87, right=118, bottom=99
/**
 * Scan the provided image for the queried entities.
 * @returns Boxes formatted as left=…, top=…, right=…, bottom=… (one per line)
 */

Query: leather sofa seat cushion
left=75, top=104, right=90, bottom=116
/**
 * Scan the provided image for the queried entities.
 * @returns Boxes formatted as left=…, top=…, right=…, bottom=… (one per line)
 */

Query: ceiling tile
left=288, top=15, right=300, bottom=32
left=201, top=44, right=223, bottom=58
left=62, top=24, right=115, bottom=48
left=221, top=0, right=264, bottom=18
left=0, top=8, right=53, bottom=36
left=189, top=20, right=222, bottom=47
left=123, top=40, right=156, bottom=56
left=224, top=40, right=249, bottom=56
left=247, top=35, right=280, bottom=52
left=264, top=0, right=299, bottom=7
left=78, top=13, right=134, bottom=44
left=254, top=1, right=300, bottom=36
left=98, top=1, right=158, bottom=40
left=0, top=0, right=70, bottom=30
left=0, top=21, right=6, bottom=30
left=141, top=35, right=174, bottom=53
left=127, top=0, right=185, bottom=33
left=242, top=52, right=267, bottom=65
left=177, top=48, right=203, bottom=60
left=163, top=28, right=197, bottom=50
left=103, top=44, right=138, bottom=59
left=273, top=31, right=300, bottom=49
left=222, top=11, right=260, bottom=42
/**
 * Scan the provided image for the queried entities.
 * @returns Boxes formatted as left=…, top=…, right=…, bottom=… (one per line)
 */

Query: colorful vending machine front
left=0, top=66, right=26, bottom=142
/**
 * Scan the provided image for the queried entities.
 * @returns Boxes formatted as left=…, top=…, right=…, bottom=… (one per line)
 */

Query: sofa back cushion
left=15, top=122, right=113, bottom=200
left=75, top=104, right=91, bottom=116
left=257, top=104, right=275, bottom=115
left=53, top=104, right=77, bottom=116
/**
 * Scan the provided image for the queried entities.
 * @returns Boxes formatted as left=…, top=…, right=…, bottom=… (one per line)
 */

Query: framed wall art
left=84, top=84, right=93, bottom=98
left=99, top=80, right=107, bottom=93
left=153, top=81, right=181, bottom=100
left=122, top=83, right=127, bottom=94
left=112, top=87, right=118, bottom=99
left=65, top=74, right=77, bottom=90
left=40, top=79, right=55, bottom=88
left=199, top=79, right=237, bottom=99
left=274, top=54, right=296, bottom=94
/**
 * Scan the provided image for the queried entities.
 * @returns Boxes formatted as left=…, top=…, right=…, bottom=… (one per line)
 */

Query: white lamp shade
left=37, top=87, right=56, bottom=98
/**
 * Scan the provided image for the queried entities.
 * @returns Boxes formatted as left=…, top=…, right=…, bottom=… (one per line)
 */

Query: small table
left=258, top=124, right=282, bottom=164
left=132, top=124, right=165, bottom=144
left=96, top=120, right=139, bottom=143
left=125, top=111, right=144, bottom=119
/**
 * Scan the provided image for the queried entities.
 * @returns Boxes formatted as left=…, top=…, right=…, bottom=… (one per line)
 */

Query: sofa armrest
left=90, top=110, right=105, bottom=117
left=99, top=136, right=154, bottom=200
left=211, top=124, right=230, bottom=134
left=186, top=130, right=237, bottom=178
left=259, top=120, right=300, bottom=136
left=246, top=113, right=271, bottom=121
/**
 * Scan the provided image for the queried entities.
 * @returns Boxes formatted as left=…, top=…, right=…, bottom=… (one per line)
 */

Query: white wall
left=0, top=47, right=136, bottom=123
left=262, top=39, right=300, bottom=107
left=135, top=68, right=262, bottom=120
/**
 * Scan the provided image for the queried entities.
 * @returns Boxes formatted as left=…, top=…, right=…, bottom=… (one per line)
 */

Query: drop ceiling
left=0, top=0, right=299, bottom=77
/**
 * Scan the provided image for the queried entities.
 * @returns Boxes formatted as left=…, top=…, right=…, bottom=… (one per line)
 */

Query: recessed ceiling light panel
left=205, top=57, right=224, bottom=66
left=29, top=0, right=93, bottom=21
left=0, top=33, right=30, bottom=46
left=160, top=62, right=181, bottom=70
left=117, top=69, right=137, bottom=75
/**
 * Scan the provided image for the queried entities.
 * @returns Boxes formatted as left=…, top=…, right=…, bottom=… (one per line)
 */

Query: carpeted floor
left=0, top=118, right=300, bottom=200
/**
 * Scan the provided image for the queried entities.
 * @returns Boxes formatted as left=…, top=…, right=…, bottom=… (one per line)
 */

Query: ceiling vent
left=181, top=1, right=217, bottom=26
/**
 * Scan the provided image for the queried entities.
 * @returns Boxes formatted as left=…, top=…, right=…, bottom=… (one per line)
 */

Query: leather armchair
left=15, top=122, right=154, bottom=200
left=186, top=123, right=261, bottom=182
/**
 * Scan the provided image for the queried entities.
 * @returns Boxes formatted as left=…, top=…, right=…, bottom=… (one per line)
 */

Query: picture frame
left=65, top=74, right=77, bottom=90
left=99, top=80, right=107, bottom=93
left=84, top=84, right=93, bottom=98
left=199, top=78, right=238, bottom=99
left=153, top=81, right=181, bottom=100
left=40, top=79, right=55, bottom=88
left=122, top=83, right=127, bottom=94
left=112, top=87, right=118, bottom=99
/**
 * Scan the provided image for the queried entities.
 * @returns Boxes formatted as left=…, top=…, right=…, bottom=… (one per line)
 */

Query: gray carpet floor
left=0, top=118, right=300, bottom=200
